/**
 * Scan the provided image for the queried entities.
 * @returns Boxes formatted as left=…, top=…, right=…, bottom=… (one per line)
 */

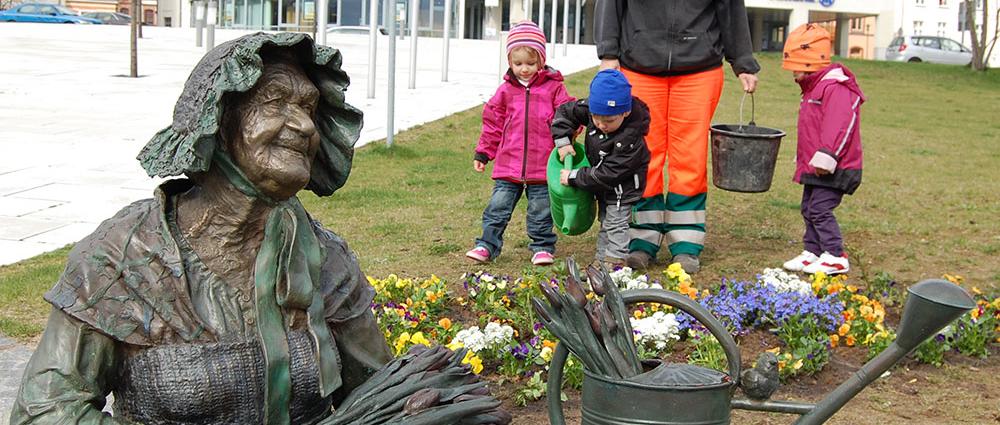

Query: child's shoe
left=465, top=246, right=491, bottom=263
left=802, top=252, right=849, bottom=275
left=531, top=251, right=555, bottom=266
left=782, top=251, right=819, bottom=272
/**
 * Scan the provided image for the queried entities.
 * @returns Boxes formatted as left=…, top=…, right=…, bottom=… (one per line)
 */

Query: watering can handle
left=563, top=155, right=573, bottom=171
left=739, top=92, right=756, bottom=128
left=546, top=288, right=742, bottom=425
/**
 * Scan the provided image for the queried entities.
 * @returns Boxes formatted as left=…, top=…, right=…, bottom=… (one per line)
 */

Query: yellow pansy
left=462, top=351, right=484, bottom=374
left=410, top=332, right=431, bottom=347
left=446, top=340, right=465, bottom=351
left=830, top=334, right=840, bottom=348
left=540, top=346, right=554, bottom=362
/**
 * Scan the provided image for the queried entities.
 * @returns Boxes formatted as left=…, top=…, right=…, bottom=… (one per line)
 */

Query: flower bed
left=367, top=265, right=1000, bottom=404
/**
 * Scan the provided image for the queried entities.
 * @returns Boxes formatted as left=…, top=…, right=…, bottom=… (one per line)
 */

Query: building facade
left=156, top=0, right=997, bottom=66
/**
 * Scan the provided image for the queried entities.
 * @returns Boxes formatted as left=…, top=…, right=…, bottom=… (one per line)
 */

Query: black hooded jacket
left=551, top=97, right=651, bottom=205
left=594, top=0, right=760, bottom=77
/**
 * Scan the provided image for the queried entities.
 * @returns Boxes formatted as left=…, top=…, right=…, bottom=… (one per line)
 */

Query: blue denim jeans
left=475, top=180, right=556, bottom=259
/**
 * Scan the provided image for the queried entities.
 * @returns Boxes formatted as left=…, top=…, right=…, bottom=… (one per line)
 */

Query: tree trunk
left=130, top=0, right=138, bottom=77
left=980, top=0, right=989, bottom=67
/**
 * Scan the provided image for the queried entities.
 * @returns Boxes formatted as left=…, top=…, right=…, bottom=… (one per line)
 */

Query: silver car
left=885, top=35, right=973, bottom=65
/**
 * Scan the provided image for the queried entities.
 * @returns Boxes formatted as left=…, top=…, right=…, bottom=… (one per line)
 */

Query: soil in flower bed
left=497, top=329, right=1000, bottom=424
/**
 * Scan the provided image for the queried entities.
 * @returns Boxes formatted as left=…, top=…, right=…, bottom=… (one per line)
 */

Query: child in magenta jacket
left=467, top=21, right=575, bottom=266
left=781, top=24, right=866, bottom=276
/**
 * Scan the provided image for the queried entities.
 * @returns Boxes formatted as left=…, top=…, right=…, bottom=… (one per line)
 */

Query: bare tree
left=965, top=0, right=999, bottom=70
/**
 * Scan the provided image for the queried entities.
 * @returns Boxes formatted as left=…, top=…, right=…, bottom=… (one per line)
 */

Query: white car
left=885, top=35, right=973, bottom=66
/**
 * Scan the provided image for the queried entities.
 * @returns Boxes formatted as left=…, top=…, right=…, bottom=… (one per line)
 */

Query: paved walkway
left=0, top=23, right=597, bottom=267
left=0, top=337, right=32, bottom=424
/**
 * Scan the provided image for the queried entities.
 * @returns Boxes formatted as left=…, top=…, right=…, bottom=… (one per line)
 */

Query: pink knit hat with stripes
left=507, top=21, right=547, bottom=66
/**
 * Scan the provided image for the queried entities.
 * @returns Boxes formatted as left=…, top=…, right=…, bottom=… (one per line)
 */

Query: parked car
left=0, top=3, right=101, bottom=24
left=885, top=35, right=973, bottom=65
left=82, top=11, right=130, bottom=25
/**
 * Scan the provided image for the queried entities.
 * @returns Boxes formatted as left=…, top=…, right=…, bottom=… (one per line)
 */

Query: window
left=143, top=9, right=153, bottom=23
left=164, top=16, right=172, bottom=26
left=938, top=22, right=947, bottom=35
left=38, top=5, right=56, bottom=14
left=939, top=0, right=947, bottom=5
left=914, top=20, right=924, bottom=35
left=919, top=37, right=941, bottom=49
left=940, top=38, right=962, bottom=51
left=19, top=4, right=39, bottom=13
left=916, top=0, right=925, bottom=5
left=889, top=37, right=903, bottom=48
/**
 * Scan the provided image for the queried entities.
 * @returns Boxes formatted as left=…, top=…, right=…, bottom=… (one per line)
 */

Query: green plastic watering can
left=546, top=144, right=597, bottom=235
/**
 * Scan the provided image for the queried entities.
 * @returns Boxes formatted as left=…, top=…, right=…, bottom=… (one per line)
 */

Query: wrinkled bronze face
left=225, top=60, right=321, bottom=200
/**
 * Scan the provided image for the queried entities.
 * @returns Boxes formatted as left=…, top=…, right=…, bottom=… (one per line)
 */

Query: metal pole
left=573, top=0, right=579, bottom=44
left=206, top=0, right=216, bottom=51
left=498, top=26, right=504, bottom=83
left=561, top=0, right=567, bottom=55
left=548, top=0, right=556, bottom=58
left=318, top=0, right=327, bottom=45
left=130, top=0, right=137, bottom=77
left=408, top=0, right=419, bottom=89
left=386, top=0, right=397, bottom=147
left=441, top=0, right=451, bottom=81
left=368, top=0, right=378, bottom=98
left=194, top=0, right=204, bottom=47
left=541, top=0, right=547, bottom=29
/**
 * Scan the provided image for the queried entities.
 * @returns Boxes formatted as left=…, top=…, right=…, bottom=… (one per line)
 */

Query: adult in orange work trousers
left=594, top=0, right=761, bottom=273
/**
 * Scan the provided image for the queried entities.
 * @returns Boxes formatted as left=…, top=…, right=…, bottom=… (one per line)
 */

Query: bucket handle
left=739, top=92, right=756, bottom=131
left=546, top=288, right=742, bottom=425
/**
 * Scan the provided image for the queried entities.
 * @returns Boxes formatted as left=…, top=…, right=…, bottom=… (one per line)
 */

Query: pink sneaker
left=531, top=251, right=555, bottom=266
left=465, top=246, right=490, bottom=263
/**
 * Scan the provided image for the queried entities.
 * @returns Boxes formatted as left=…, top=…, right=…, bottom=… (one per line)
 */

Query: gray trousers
left=597, top=201, right=634, bottom=261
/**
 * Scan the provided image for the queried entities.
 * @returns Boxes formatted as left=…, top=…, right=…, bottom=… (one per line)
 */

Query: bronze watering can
left=544, top=279, right=975, bottom=425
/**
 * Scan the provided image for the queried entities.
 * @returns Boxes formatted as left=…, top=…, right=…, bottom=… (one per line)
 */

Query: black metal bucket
left=710, top=94, right=786, bottom=193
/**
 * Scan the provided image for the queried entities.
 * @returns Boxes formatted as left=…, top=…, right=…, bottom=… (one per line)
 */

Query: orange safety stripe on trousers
left=622, top=67, right=724, bottom=198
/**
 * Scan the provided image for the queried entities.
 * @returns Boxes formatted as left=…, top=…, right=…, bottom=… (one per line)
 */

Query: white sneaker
left=802, top=252, right=849, bottom=275
left=783, top=251, right=819, bottom=272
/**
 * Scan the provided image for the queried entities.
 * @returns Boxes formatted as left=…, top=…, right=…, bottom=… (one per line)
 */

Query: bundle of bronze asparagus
left=531, top=258, right=643, bottom=380
left=321, top=345, right=511, bottom=425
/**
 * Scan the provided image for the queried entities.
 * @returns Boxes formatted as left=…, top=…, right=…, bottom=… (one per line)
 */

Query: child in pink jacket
left=467, top=21, right=575, bottom=266
left=781, top=24, right=866, bottom=276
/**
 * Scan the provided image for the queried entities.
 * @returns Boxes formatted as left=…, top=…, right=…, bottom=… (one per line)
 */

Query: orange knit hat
left=782, top=23, right=832, bottom=72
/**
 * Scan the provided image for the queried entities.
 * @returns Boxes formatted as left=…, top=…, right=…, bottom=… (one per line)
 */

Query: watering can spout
left=793, top=279, right=974, bottom=425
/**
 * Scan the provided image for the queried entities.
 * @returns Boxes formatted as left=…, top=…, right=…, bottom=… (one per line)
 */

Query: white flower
left=759, top=268, right=812, bottom=295
left=481, top=274, right=495, bottom=282
left=630, top=311, right=680, bottom=350
left=453, top=326, right=488, bottom=352
left=483, top=322, right=515, bottom=348
left=609, top=267, right=657, bottom=290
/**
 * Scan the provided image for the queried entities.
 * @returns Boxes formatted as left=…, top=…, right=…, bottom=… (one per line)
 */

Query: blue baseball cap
left=589, top=69, right=632, bottom=116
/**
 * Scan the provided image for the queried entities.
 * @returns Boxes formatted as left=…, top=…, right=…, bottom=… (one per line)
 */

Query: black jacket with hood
left=595, top=0, right=760, bottom=77
left=551, top=97, right=651, bottom=205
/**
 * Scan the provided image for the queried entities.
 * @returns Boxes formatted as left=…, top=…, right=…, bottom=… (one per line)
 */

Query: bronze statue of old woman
left=11, top=33, right=508, bottom=425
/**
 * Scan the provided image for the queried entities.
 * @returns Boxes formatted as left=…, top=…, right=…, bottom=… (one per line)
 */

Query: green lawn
left=2, top=53, right=999, bottom=340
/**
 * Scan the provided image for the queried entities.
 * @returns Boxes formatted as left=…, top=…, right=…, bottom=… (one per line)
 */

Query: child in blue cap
left=552, top=69, right=651, bottom=266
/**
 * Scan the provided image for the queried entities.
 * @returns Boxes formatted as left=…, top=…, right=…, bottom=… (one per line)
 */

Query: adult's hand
left=600, top=58, right=620, bottom=71
left=738, top=73, right=758, bottom=93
